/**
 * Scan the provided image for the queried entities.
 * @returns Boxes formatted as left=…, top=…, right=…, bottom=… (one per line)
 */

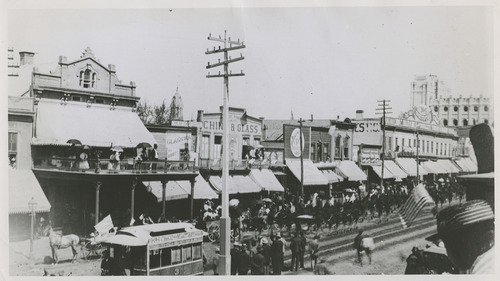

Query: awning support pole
left=161, top=180, right=167, bottom=219
left=95, top=181, right=102, bottom=225
left=190, top=179, right=196, bottom=220
left=131, top=179, right=137, bottom=222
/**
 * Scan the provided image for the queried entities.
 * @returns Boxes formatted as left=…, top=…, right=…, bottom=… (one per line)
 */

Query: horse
left=43, top=224, right=80, bottom=264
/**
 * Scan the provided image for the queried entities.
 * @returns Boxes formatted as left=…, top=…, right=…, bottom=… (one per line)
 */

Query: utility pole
left=376, top=100, right=392, bottom=193
left=206, top=31, right=245, bottom=276
left=297, top=114, right=313, bottom=198
left=416, top=130, right=420, bottom=184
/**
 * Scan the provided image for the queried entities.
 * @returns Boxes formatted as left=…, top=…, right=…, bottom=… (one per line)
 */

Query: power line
left=375, top=99, right=392, bottom=192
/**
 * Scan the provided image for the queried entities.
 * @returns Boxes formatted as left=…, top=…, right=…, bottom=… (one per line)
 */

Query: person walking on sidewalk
left=309, top=235, right=320, bottom=271
left=290, top=232, right=301, bottom=271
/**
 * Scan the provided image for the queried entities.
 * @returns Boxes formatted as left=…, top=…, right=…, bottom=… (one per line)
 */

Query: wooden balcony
left=32, top=157, right=198, bottom=182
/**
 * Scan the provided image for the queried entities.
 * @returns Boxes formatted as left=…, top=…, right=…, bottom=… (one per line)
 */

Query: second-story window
left=80, top=69, right=96, bottom=89
left=343, top=135, right=350, bottom=159
left=8, top=132, right=18, bottom=169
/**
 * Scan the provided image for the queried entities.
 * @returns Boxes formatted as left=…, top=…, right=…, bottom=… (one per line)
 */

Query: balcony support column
left=131, top=179, right=137, bottom=223
left=161, top=180, right=167, bottom=221
left=95, top=181, right=102, bottom=225
left=189, top=179, right=196, bottom=220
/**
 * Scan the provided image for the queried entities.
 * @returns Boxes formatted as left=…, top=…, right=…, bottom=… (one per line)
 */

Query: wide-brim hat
left=261, top=238, right=268, bottom=244
left=427, top=200, right=494, bottom=241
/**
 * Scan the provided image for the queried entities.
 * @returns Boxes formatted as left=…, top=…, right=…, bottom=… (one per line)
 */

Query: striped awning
left=33, top=100, right=157, bottom=148
left=148, top=175, right=218, bottom=201
left=321, top=170, right=344, bottom=184
left=369, top=165, right=395, bottom=179
left=249, top=169, right=284, bottom=192
left=209, top=175, right=262, bottom=194
left=395, top=158, right=428, bottom=176
left=286, top=159, right=329, bottom=186
left=335, top=160, right=367, bottom=181
left=9, top=169, right=51, bottom=214
left=384, top=160, right=408, bottom=179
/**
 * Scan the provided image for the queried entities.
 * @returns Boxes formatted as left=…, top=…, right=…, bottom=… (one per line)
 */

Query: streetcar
left=101, top=222, right=204, bottom=275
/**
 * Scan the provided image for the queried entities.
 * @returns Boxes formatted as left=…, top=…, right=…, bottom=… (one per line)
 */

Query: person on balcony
left=79, top=148, right=90, bottom=170
left=150, top=144, right=159, bottom=172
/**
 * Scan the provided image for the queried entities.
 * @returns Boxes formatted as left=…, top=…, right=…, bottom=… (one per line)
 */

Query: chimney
left=197, top=110, right=204, bottom=122
left=355, top=110, right=364, bottom=120
left=59, top=56, right=67, bottom=63
left=108, top=64, right=116, bottom=72
left=19, top=51, right=35, bottom=65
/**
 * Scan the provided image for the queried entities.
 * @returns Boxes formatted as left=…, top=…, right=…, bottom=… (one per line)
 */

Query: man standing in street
left=289, top=232, right=301, bottom=271
left=299, top=231, right=306, bottom=270
left=230, top=242, right=241, bottom=275
left=271, top=235, right=283, bottom=275
left=250, top=246, right=265, bottom=275
left=309, top=235, right=320, bottom=271
left=261, top=237, right=271, bottom=275
left=353, top=229, right=372, bottom=266
left=238, top=244, right=251, bottom=275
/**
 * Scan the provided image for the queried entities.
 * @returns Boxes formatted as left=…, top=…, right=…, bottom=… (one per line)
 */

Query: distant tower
left=410, top=74, right=450, bottom=107
left=169, top=86, right=184, bottom=121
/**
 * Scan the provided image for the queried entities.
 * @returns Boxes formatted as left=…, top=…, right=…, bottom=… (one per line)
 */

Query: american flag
left=398, top=183, right=434, bottom=228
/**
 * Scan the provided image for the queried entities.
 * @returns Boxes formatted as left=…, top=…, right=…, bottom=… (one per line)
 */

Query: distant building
left=169, top=86, right=184, bottom=121
left=410, top=74, right=451, bottom=107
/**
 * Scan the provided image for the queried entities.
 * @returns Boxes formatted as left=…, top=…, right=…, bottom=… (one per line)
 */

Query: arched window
left=484, top=119, right=489, bottom=124
left=454, top=106, right=458, bottom=112
left=343, top=135, right=350, bottom=159
left=335, top=135, right=342, bottom=159
left=473, top=119, right=477, bottom=125
left=453, top=119, right=458, bottom=126
left=434, top=106, right=439, bottom=112
left=463, top=119, right=468, bottom=126
left=474, top=106, right=479, bottom=112
left=444, top=106, right=449, bottom=112
left=463, top=106, right=468, bottom=112
left=83, top=69, right=92, bottom=88
left=92, top=73, right=97, bottom=88
left=443, top=119, right=448, bottom=126
left=484, top=106, right=489, bottom=112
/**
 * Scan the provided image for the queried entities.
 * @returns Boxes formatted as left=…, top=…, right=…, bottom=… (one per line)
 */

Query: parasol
left=83, top=145, right=91, bottom=150
left=260, top=198, right=273, bottom=203
left=255, top=144, right=264, bottom=149
left=344, top=188, right=355, bottom=193
left=438, top=178, right=445, bottom=183
left=111, top=146, right=124, bottom=152
left=67, top=139, right=82, bottom=146
left=229, top=199, right=240, bottom=206
left=136, top=142, right=152, bottom=149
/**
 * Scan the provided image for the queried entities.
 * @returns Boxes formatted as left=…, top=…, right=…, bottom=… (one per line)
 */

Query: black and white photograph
left=2, top=0, right=497, bottom=277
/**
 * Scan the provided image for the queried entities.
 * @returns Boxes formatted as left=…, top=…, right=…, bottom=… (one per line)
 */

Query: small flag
left=94, top=215, right=114, bottom=234
left=398, top=183, right=433, bottom=228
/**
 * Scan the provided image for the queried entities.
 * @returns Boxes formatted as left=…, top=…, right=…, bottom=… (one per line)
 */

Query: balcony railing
left=198, top=158, right=283, bottom=170
left=32, top=157, right=197, bottom=174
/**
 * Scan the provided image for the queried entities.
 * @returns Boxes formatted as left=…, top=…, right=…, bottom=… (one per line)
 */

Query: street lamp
left=28, top=197, right=37, bottom=260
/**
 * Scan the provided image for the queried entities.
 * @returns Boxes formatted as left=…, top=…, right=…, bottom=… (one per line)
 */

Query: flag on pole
left=398, top=183, right=433, bottom=228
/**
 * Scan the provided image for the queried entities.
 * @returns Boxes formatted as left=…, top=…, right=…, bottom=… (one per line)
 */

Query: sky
left=6, top=3, right=494, bottom=121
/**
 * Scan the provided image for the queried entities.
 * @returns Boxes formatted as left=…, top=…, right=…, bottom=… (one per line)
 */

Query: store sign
left=165, top=132, right=192, bottom=160
left=353, top=120, right=382, bottom=146
left=202, top=113, right=261, bottom=135
left=359, top=147, right=381, bottom=165
left=284, top=124, right=310, bottom=159
left=149, top=230, right=204, bottom=250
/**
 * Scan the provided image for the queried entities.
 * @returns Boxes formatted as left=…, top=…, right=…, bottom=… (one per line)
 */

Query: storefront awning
left=33, top=100, right=157, bottom=148
left=335, top=160, right=367, bottom=182
left=395, top=158, right=418, bottom=177
left=149, top=181, right=189, bottom=202
left=286, top=159, right=329, bottom=186
left=422, top=161, right=448, bottom=174
left=9, top=169, right=51, bottom=214
left=455, top=157, right=477, bottom=173
left=369, top=165, right=395, bottom=179
left=384, top=160, right=408, bottom=179
left=209, top=175, right=262, bottom=194
left=321, top=170, right=344, bottom=183
left=436, top=159, right=461, bottom=173
left=149, top=175, right=218, bottom=201
left=249, top=169, right=285, bottom=192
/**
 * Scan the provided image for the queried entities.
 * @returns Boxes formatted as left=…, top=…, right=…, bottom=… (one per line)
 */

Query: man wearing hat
left=270, top=234, right=284, bottom=275
left=251, top=246, right=265, bottom=275
left=432, top=200, right=494, bottom=274
left=261, top=237, right=271, bottom=275
left=238, top=244, right=251, bottom=275
left=230, top=242, right=241, bottom=275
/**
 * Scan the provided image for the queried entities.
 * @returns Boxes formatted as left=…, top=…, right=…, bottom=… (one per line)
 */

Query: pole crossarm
left=206, top=45, right=246, bottom=54
left=206, top=56, right=245, bottom=69
left=208, top=34, right=245, bottom=46
left=206, top=73, right=245, bottom=78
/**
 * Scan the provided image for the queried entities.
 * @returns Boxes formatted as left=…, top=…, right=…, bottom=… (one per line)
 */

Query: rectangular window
left=395, top=137, right=399, bottom=151
left=413, top=139, right=416, bottom=147
left=402, top=138, right=405, bottom=149
left=214, top=135, right=222, bottom=159
left=431, top=142, right=434, bottom=154
left=150, top=249, right=161, bottom=269
left=201, top=135, right=209, bottom=159
left=171, top=247, right=182, bottom=265
left=193, top=243, right=202, bottom=260
left=426, top=141, right=429, bottom=153
left=72, top=96, right=81, bottom=101
left=8, top=132, right=18, bottom=169
left=253, top=138, right=261, bottom=147
left=161, top=248, right=171, bottom=267
left=182, top=246, right=192, bottom=262
left=95, top=98, right=104, bottom=104
left=440, top=143, right=443, bottom=156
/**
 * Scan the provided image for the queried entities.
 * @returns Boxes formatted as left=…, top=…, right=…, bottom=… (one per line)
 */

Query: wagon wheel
left=82, top=241, right=103, bottom=259
left=207, top=223, right=220, bottom=242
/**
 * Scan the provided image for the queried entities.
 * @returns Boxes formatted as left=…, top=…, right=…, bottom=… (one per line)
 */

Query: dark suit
left=290, top=236, right=301, bottom=271
left=271, top=239, right=284, bottom=275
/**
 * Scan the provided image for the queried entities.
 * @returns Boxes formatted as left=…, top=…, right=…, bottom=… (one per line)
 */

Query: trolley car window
left=161, top=248, right=172, bottom=267
left=150, top=249, right=161, bottom=269
left=193, top=243, right=202, bottom=260
left=172, top=247, right=182, bottom=265
left=182, top=246, right=192, bottom=262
